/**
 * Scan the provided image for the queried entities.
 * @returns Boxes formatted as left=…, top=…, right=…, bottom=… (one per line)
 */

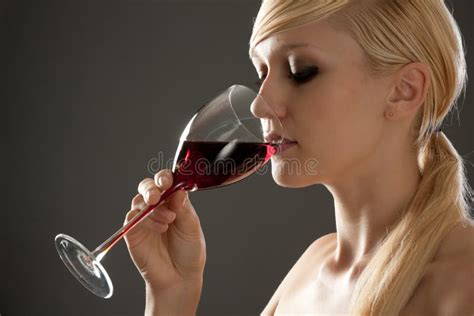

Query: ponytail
left=349, top=131, right=473, bottom=315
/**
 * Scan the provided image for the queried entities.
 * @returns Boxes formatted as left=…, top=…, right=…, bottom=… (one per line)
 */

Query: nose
left=250, top=91, right=284, bottom=138
left=252, top=74, right=287, bottom=120
left=250, top=92, right=271, bottom=119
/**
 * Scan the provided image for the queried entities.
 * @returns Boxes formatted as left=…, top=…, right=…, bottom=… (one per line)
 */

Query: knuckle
left=153, top=210, right=173, bottom=223
left=154, top=169, right=172, bottom=187
left=165, top=210, right=176, bottom=222
left=146, top=190, right=161, bottom=204
left=155, top=169, right=171, bottom=178
left=140, top=181, right=162, bottom=200
left=159, top=223, right=169, bottom=232
left=124, top=209, right=138, bottom=224
left=138, top=178, right=153, bottom=193
left=166, top=213, right=176, bottom=223
left=131, top=194, right=143, bottom=208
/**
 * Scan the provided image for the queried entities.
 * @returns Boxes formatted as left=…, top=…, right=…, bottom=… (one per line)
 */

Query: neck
left=324, top=139, right=421, bottom=278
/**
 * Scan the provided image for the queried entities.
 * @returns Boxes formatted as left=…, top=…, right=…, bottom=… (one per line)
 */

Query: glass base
left=55, top=234, right=113, bottom=299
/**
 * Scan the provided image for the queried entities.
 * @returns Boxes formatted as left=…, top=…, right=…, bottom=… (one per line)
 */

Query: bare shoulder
left=431, top=221, right=474, bottom=315
left=261, top=232, right=337, bottom=315
left=435, top=219, right=474, bottom=259
left=283, top=231, right=337, bottom=276
left=404, top=221, right=474, bottom=315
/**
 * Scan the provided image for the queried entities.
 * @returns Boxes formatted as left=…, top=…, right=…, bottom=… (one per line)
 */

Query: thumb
left=166, top=189, right=202, bottom=238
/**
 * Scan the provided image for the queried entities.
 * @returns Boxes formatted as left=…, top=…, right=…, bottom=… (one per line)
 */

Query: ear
left=384, top=62, right=430, bottom=119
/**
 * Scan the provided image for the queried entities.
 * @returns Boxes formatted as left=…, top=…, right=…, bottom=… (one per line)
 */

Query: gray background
left=2, top=1, right=472, bottom=315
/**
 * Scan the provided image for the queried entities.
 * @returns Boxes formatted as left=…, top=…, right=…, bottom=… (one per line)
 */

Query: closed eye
left=289, top=66, right=319, bottom=84
left=255, top=66, right=319, bottom=88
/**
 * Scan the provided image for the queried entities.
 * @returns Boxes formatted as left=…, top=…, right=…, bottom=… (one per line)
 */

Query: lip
left=276, top=141, right=297, bottom=154
left=264, top=132, right=283, bottom=143
left=264, top=133, right=297, bottom=155
left=264, top=133, right=296, bottom=144
left=281, top=138, right=297, bottom=144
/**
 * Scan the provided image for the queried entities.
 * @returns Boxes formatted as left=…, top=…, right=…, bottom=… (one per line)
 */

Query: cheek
left=293, top=76, right=385, bottom=176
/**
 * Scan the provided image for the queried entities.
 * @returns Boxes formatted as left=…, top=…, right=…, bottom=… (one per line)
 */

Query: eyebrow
left=281, top=43, right=313, bottom=50
left=250, top=42, right=322, bottom=60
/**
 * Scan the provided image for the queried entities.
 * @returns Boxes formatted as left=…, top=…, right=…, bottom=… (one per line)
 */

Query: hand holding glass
left=54, top=85, right=283, bottom=298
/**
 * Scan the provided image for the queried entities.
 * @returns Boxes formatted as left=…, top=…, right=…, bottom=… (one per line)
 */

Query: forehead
left=250, top=20, right=364, bottom=63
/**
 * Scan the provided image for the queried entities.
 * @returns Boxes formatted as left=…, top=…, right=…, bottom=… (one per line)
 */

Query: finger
left=148, top=207, right=177, bottom=224
left=123, top=209, right=145, bottom=234
left=142, top=220, right=169, bottom=233
left=125, top=209, right=139, bottom=224
left=167, top=188, right=192, bottom=211
left=167, top=190, right=202, bottom=238
left=131, top=194, right=146, bottom=210
left=124, top=207, right=170, bottom=235
left=138, top=178, right=161, bottom=205
left=154, top=170, right=173, bottom=191
left=133, top=192, right=174, bottom=224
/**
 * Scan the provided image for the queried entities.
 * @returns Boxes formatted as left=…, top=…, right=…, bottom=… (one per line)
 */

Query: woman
left=124, top=1, right=474, bottom=315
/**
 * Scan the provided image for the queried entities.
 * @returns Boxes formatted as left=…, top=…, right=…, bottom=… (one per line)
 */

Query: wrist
left=145, top=280, right=203, bottom=316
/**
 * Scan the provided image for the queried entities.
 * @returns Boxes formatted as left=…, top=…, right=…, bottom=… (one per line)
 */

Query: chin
left=271, top=164, right=322, bottom=188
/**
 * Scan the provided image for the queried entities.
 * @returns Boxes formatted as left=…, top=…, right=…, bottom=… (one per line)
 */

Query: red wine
left=102, top=142, right=276, bottom=253
left=93, top=141, right=278, bottom=255
left=172, top=140, right=278, bottom=191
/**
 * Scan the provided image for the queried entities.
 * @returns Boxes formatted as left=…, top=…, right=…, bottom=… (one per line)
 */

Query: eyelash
left=255, top=66, right=319, bottom=88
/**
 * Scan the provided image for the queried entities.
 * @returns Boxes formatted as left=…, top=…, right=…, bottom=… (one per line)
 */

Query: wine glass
left=54, top=84, right=284, bottom=299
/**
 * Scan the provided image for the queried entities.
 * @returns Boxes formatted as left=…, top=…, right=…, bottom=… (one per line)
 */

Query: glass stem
left=92, top=182, right=186, bottom=261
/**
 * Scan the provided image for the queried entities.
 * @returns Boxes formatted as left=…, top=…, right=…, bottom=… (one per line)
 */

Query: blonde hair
left=250, top=1, right=473, bottom=315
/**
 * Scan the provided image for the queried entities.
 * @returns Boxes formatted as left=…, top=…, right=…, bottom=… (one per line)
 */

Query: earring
left=388, top=112, right=394, bottom=117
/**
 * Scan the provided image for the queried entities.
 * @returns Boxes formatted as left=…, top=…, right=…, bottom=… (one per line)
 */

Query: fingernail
left=182, top=193, right=189, bottom=206
left=146, top=190, right=154, bottom=201
left=158, top=176, right=167, bottom=187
